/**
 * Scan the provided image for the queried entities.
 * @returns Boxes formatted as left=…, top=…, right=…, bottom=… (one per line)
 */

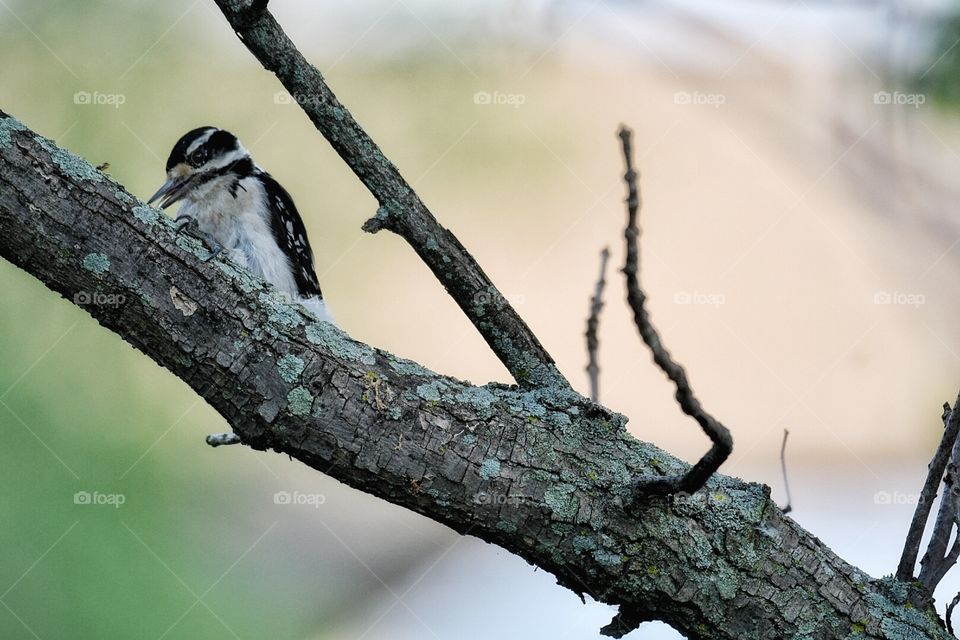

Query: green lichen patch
left=573, top=536, right=597, bottom=553
left=544, top=483, right=578, bottom=520
left=0, top=115, right=27, bottom=148
left=363, top=205, right=391, bottom=232
left=258, top=292, right=304, bottom=330
left=215, top=261, right=261, bottom=293
left=416, top=380, right=447, bottom=402
left=305, top=321, right=377, bottom=365
left=82, top=253, right=110, bottom=274
left=277, top=354, right=305, bottom=383
left=479, top=458, right=501, bottom=480
left=495, top=521, right=517, bottom=533
left=454, top=386, right=498, bottom=418
left=287, top=386, right=313, bottom=416
left=426, top=488, right=450, bottom=507
left=175, top=235, right=213, bottom=260
left=593, top=550, right=623, bottom=567
left=114, top=190, right=134, bottom=204
left=132, top=205, right=159, bottom=225
left=862, top=577, right=945, bottom=638
left=34, top=136, right=103, bottom=183
left=386, top=356, right=434, bottom=377
left=550, top=411, right=573, bottom=427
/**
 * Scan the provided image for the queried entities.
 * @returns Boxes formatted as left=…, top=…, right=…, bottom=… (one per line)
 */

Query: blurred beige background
left=3, top=1, right=960, bottom=638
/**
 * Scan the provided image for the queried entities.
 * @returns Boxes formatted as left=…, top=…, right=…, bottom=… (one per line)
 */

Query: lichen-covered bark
left=0, top=111, right=951, bottom=640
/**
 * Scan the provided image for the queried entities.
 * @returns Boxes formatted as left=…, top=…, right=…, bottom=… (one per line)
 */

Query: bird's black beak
left=147, top=175, right=195, bottom=209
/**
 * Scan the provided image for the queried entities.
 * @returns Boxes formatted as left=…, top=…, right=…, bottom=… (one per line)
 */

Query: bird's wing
left=257, top=171, right=324, bottom=299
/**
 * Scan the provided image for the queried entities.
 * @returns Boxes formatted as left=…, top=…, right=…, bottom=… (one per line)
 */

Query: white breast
left=177, top=175, right=299, bottom=298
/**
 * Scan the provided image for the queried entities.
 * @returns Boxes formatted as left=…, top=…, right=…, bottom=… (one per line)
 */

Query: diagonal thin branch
left=617, top=125, right=733, bottom=498
left=897, top=393, right=960, bottom=582
left=780, top=428, right=793, bottom=514
left=948, top=590, right=960, bottom=635
left=918, top=401, right=960, bottom=593
left=212, top=0, right=566, bottom=390
left=585, top=247, right=610, bottom=403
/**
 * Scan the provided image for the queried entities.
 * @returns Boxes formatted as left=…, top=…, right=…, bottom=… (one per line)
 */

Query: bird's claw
left=200, top=241, right=223, bottom=263
left=175, top=216, right=222, bottom=262
left=174, top=215, right=197, bottom=233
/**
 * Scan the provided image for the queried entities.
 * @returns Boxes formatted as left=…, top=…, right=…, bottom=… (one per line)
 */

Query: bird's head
left=148, top=127, right=252, bottom=208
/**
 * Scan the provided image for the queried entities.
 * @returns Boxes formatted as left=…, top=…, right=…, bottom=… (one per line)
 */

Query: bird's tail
left=299, top=296, right=336, bottom=325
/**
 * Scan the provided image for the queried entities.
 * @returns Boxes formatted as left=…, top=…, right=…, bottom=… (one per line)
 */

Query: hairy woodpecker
left=148, top=126, right=334, bottom=325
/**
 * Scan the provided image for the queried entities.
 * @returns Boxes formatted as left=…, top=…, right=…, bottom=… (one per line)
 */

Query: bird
left=148, top=126, right=334, bottom=325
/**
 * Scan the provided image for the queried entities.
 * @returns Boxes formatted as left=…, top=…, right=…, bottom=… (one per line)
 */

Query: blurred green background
left=5, top=1, right=960, bottom=638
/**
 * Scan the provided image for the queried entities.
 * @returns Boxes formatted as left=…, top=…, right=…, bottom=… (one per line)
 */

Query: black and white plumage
left=148, top=127, right=334, bottom=324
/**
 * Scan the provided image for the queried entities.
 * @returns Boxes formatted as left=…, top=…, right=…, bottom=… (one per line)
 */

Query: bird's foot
left=175, top=216, right=223, bottom=262
left=174, top=215, right=197, bottom=233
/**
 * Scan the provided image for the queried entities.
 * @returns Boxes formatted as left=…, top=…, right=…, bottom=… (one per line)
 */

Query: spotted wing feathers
left=258, top=171, right=323, bottom=299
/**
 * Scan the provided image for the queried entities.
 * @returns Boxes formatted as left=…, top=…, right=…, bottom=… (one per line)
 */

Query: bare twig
left=213, top=0, right=566, bottom=390
left=897, top=393, right=960, bottom=582
left=919, top=431, right=960, bottom=593
left=780, top=429, right=793, bottom=514
left=585, top=247, right=610, bottom=403
left=617, top=125, right=733, bottom=499
left=947, top=591, right=960, bottom=635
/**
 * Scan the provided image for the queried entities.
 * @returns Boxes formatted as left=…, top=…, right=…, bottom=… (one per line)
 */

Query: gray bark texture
left=0, top=111, right=952, bottom=639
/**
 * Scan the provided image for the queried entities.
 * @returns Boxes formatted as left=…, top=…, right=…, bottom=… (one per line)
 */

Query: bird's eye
left=190, top=148, right=209, bottom=166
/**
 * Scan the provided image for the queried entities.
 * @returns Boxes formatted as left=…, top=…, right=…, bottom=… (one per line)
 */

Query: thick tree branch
left=211, top=0, right=564, bottom=390
left=618, top=126, right=733, bottom=499
left=0, top=111, right=953, bottom=640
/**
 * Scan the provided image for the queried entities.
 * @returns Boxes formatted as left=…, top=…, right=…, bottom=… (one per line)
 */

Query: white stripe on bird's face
left=200, top=144, right=251, bottom=173
left=185, top=128, right=217, bottom=156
